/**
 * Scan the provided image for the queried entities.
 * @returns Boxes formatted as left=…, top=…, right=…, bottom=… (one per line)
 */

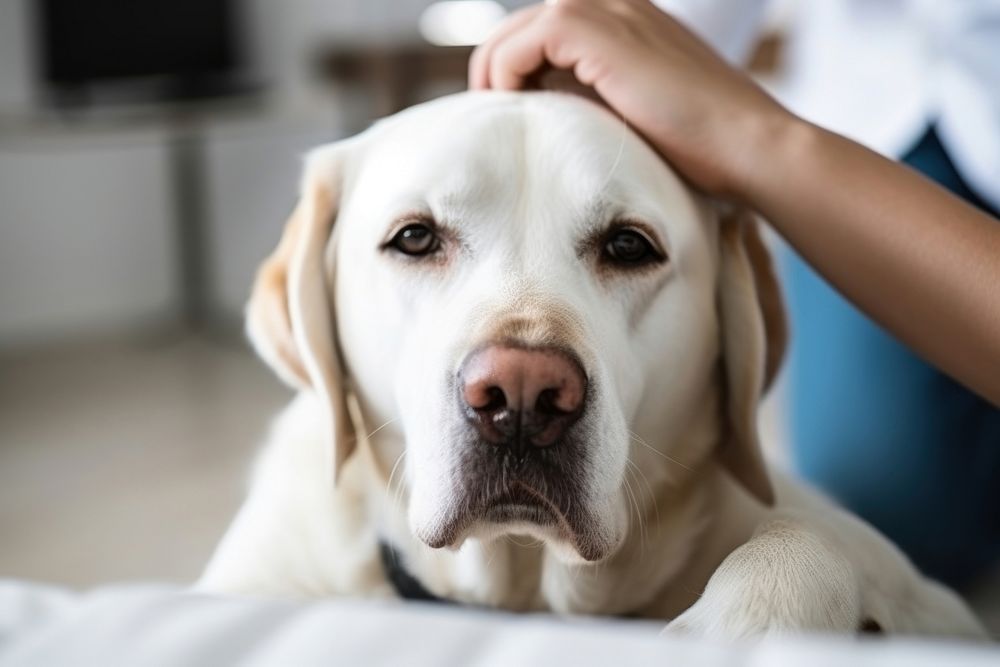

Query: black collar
left=379, top=540, right=456, bottom=604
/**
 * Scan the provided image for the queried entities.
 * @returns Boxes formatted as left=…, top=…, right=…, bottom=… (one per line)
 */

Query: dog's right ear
left=246, top=143, right=358, bottom=482
left=714, top=209, right=787, bottom=507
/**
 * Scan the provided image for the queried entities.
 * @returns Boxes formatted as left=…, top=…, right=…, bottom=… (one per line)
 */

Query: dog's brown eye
left=603, top=229, right=660, bottom=265
left=389, top=223, right=439, bottom=256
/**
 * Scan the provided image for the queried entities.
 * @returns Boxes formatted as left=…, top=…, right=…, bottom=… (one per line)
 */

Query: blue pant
left=785, top=126, right=1000, bottom=587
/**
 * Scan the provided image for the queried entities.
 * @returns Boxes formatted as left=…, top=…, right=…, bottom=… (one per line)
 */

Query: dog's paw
left=663, top=520, right=863, bottom=641
left=662, top=590, right=860, bottom=642
left=662, top=599, right=780, bottom=641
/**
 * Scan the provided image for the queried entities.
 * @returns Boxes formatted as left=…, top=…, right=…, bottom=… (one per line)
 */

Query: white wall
left=0, top=0, right=34, bottom=114
left=0, top=115, right=339, bottom=346
left=0, top=130, right=178, bottom=346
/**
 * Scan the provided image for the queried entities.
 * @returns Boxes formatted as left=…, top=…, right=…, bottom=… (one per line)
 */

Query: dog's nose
left=459, top=345, right=586, bottom=455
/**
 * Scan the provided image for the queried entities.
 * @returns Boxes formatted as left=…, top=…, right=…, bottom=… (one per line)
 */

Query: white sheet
left=1, top=580, right=997, bottom=666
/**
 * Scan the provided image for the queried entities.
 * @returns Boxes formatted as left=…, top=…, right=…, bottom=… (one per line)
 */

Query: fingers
left=487, top=15, right=556, bottom=91
left=468, top=5, right=544, bottom=90
left=470, top=0, right=608, bottom=91
left=487, top=2, right=604, bottom=91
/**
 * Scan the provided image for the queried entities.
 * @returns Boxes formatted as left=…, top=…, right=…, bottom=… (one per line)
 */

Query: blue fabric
left=785, top=126, right=1000, bottom=586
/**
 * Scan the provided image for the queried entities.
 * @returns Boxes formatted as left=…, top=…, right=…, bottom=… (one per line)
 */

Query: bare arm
left=470, top=0, right=1000, bottom=405
left=745, top=117, right=1000, bottom=405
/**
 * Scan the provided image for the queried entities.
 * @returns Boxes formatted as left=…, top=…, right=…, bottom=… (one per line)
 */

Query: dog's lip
left=424, top=480, right=589, bottom=550
left=490, top=481, right=560, bottom=515
left=419, top=490, right=616, bottom=562
left=482, top=482, right=562, bottom=524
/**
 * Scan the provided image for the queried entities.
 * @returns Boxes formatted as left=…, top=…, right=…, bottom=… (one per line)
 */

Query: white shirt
left=656, top=0, right=1000, bottom=210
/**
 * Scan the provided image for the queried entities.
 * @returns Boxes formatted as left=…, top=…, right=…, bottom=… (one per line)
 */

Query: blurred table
left=319, top=43, right=473, bottom=124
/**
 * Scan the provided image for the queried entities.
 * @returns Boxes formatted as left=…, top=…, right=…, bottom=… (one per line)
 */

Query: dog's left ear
left=715, top=208, right=788, bottom=506
left=245, top=143, right=358, bottom=484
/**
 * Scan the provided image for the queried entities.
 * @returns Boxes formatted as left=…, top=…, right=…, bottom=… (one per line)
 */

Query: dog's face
left=247, top=92, right=784, bottom=564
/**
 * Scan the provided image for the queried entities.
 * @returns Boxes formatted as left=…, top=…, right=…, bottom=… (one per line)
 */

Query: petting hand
left=469, top=0, right=794, bottom=199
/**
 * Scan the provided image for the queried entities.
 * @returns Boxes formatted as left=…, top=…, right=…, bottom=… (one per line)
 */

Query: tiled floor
left=0, top=335, right=290, bottom=587
left=0, top=335, right=997, bottom=636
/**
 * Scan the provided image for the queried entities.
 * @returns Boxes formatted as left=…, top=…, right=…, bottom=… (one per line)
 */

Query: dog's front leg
left=665, top=517, right=864, bottom=640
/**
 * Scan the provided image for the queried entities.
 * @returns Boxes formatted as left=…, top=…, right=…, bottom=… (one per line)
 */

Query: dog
left=199, top=91, right=985, bottom=640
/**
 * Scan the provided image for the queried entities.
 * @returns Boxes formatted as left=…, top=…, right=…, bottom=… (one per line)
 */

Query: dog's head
left=247, top=92, right=785, bottom=564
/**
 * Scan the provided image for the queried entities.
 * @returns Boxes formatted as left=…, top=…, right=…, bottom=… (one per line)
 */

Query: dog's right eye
left=387, top=223, right=439, bottom=257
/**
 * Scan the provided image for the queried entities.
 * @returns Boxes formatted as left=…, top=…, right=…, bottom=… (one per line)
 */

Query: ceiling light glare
left=419, top=1, right=508, bottom=47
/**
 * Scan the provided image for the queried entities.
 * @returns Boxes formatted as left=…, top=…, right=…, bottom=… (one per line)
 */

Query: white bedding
left=1, top=580, right=997, bottom=666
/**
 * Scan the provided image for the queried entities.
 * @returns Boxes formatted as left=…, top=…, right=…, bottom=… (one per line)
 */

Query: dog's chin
left=412, top=483, right=623, bottom=563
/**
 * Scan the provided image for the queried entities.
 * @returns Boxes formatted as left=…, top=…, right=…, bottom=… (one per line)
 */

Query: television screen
left=37, top=0, right=248, bottom=103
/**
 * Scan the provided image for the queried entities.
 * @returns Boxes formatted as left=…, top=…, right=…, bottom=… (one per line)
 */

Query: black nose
left=458, top=345, right=586, bottom=458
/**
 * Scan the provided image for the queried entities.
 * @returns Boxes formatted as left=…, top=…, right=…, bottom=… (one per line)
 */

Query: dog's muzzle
left=416, top=341, right=616, bottom=562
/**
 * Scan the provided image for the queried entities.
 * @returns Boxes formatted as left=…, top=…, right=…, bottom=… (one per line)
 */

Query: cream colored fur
left=198, top=91, right=985, bottom=641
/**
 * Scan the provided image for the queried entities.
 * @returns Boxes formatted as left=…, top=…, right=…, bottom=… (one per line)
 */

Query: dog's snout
left=461, top=346, right=586, bottom=418
left=459, top=345, right=586, bottom=455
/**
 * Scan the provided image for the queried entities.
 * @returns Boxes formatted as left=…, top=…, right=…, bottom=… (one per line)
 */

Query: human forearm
left=741, top=119, right=1000, bottom=405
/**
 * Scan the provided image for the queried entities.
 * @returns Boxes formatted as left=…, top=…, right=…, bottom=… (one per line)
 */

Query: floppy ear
left=246, top=145, right=357, bottom=483
left=742, top=218, right=788, bottom=391
left=715, top=209, right=786, bottom=506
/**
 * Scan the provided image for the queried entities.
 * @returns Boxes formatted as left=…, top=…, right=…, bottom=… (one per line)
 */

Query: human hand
left=469, top=0, right=796, bottom=199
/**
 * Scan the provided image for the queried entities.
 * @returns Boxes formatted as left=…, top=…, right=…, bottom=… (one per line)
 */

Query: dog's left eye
left=603, top=228, right=662, bottom=265
left=388, top=223, right=439, bottom=256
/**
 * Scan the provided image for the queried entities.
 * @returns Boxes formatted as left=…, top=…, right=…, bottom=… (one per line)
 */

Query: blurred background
left=0, top=0, right=997, bottom=633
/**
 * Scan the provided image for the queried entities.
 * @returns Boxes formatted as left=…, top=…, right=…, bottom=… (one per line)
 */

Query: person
left=468, top=0, right=1000, bottom=585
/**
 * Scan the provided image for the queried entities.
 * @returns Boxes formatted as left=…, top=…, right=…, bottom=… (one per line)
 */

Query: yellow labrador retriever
left=200, top=91, right=984, bottom=640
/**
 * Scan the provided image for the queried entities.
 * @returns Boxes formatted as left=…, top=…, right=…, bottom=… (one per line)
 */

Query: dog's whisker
left=387, top=451, right=406, bottom=490
left=632, top=463, right=660, bottom=548
left=385, top=449, right=407, bottom=493
left=628, top=470, right=648, bottom=550
left=388, top=451, right=408, bottom=514
left=629, top=431, right=694, bottom=473
left=626, top=457, right=660, bottom=525
left=628, top=467, right=648, bottom=550
left=621, top=471, right=635, bottom=528
left=365, top=417, right=399, bottom=441
left=627, top=457, right=661, bottom=541
left=622, top=472, right=644, bottom=550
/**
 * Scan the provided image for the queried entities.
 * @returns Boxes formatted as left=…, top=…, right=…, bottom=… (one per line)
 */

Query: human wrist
left=727, top=107, right=816, bottom=207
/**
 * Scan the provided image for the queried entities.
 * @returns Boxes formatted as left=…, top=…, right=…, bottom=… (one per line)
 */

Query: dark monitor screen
left=38, top=0, right=245, bottom=100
